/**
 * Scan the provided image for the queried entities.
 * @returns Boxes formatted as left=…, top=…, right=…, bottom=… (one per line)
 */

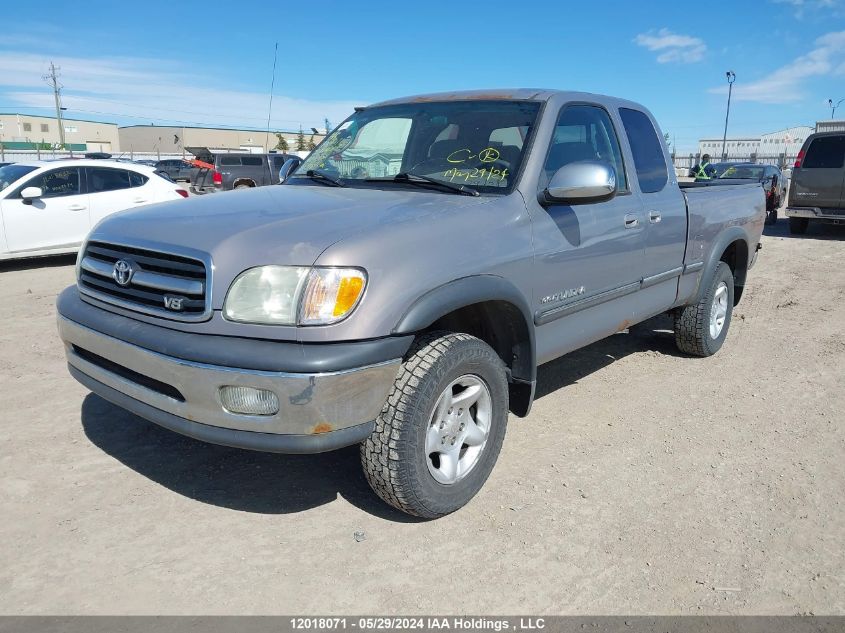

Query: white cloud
left=0, top=51, right=361, bottom=131
left=708, top=30, right=845, bottom=103
left=771, top=0, right=843, bottom=18
left=634, top=28, right=707, bottom=64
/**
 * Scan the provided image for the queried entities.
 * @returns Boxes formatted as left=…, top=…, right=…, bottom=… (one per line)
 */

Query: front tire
left=674, top=262, right=734, bottom=357
left=361, top=332, right=509, bottom=518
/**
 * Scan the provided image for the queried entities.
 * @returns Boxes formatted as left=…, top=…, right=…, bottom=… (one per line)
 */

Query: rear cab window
left=619, top=108, right=668, bottom=193
left=803, top=136, right=845, bottom=169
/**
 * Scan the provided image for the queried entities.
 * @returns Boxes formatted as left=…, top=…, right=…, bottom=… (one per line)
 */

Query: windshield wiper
left=366, top=172, right=479, bottom=197
left=297, top=169, right=346, bottom=187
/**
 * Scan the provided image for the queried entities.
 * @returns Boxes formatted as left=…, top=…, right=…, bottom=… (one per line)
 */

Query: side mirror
left=278, top=157, right=302, bottom=183
left=21, top=186, right=43, bottom=205
left=541, top=161, right=617, bottom=205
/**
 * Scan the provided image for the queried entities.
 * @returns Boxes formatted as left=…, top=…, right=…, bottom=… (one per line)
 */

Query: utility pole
left=42, top=61, right=66, bottom=149
left=829, top=98, right=844, bottom=119
left=721, top=70, right=736, bottom=161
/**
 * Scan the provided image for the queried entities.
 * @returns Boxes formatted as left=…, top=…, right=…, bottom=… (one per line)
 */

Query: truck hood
left=87, top=184, right=494, bottom=308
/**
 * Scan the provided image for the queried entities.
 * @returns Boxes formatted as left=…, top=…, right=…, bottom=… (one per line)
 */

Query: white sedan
left=0, top=159, right=188, bottom=261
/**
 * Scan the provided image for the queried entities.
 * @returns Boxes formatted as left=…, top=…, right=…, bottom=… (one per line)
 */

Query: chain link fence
left=672, top=153, right=798, bottom=172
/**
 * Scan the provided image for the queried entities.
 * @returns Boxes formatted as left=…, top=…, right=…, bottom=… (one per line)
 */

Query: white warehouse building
left=697, top=126, right=814, bottom=160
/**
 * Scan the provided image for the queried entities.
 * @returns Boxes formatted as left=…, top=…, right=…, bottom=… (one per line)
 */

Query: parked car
left=155, top=159, right=195, bottom=182
left=56, top=90, right=764, bottom=517
left=700, top=163, right=787, bottom=225
left=0, top=162, right=13, bottom=168
left=786, top=132, right=845, bottom=234
left=187, top=148, right=297, bottom=193
left=0, top=160, right=188, bottom=261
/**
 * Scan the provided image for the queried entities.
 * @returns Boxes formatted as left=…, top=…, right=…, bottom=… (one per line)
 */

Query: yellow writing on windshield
left=446, top=147, right=501, bottom=164
left=443, top=167, right=509, bottom=184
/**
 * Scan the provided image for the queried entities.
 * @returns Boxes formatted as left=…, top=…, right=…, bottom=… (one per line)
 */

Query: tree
left=307, top=134, right=317, bottom=151
left=663, top=132, right=672, bottom=149
left=274, top=133, right=289, bottom=152
left=296, top=126, right=307, bottom=151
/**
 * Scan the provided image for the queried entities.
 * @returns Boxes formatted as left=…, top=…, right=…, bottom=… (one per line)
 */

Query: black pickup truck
left=188, top=147, right=298, bottom=193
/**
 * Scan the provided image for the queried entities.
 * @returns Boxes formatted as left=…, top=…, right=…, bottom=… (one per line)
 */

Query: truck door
left=618, top=107, right=688, bottom=318
left=526, top=103, right=646, bottom=364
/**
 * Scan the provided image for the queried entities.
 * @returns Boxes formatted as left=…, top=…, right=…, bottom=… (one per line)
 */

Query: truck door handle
left=649, top=211, right=662, bottom=223
left=132, top=198, right=148, bottom=204
left=67, top=205, right=87, bottom=211
left=624, top=214, right=639, bottom=228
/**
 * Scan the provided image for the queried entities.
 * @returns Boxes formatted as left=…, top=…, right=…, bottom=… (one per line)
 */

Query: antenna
left=265, top=42, right=279, bottom=152
left=42, top=61, right=66, bottom=149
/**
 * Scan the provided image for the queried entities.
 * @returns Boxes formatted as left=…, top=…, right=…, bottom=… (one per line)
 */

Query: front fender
left=393, top=274, right=536, bottom=388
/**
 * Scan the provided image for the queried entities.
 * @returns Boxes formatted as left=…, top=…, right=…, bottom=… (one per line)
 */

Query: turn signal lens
left=299, top=268, right=366, bottom=325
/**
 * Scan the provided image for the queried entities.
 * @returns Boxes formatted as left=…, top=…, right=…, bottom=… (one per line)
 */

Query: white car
left=0, top=159, right=188, bottom=261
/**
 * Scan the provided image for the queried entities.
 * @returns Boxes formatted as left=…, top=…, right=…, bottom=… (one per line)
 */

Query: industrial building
left=118, top=124, right=325, bottom=157
left=697, top=126, right=814, bottom=160
left=0, top=113, right=119, bottom=153
left=816, top=119, right=845, bottom=133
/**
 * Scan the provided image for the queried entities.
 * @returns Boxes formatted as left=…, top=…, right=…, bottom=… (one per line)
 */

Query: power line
left=265, top=42, right=279, bottom=152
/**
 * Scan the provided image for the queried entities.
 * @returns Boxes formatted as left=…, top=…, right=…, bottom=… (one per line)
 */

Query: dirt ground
left=0, top=217, right=843, bottom=616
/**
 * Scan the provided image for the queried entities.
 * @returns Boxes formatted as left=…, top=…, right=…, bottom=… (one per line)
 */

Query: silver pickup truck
left=56, top=90, right=765, bottom=518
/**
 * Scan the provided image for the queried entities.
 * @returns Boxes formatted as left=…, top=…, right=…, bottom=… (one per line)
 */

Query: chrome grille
left=78, top=241, right=210, bottom=321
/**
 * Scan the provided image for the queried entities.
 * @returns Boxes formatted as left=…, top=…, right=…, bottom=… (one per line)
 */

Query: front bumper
left=786, top=206, right=845, bottom=221
left=57, top=295, right=404, bottom=454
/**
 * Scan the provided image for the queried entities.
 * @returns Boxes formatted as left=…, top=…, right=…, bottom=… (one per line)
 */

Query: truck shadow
left=80, top=313, right=681, bottom=521
left=534, top=312, right=681, bottom=400
left=80, top=394, right=424, bottom=523
left=763, top=216, right=845, bottom=240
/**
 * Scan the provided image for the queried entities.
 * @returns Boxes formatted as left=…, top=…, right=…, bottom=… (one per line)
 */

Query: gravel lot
left=0, top=216, right=843, bottom=615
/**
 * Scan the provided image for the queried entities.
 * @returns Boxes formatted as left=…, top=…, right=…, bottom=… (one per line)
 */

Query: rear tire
left=361, top=332, right=509, bottom=519
left=789, top=217, right=809, bottom=235
left=674, top=262, right=734, bottom=357
left=234, top=184, right=251, bottom=190
left=765, top=207, right=777, bottom=225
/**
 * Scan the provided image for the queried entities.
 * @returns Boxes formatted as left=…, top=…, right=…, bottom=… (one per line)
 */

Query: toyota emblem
left=112, top=259, right=134, bottom=287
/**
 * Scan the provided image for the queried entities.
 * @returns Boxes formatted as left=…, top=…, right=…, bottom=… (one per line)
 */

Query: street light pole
left=721, top=71, right=736, bottom=161
left=829, top=98, right=844, bottom=119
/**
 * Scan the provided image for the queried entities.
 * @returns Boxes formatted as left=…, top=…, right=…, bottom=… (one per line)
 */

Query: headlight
left=223, top=266, right=309, bottom=325
left=223, top=266, right=366, bottom=326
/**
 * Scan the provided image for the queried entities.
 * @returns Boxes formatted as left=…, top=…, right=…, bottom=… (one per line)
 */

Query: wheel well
left=233, top=178, right=256, bottom=188
left=424, top=300, right=533, bottom=417
left=719, top=239, right=749, bottom=305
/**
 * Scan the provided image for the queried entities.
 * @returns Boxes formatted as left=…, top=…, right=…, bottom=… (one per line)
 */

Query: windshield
left=719, top=165, right=765, bottom=179
left=293, top=100, right=542, bottom=194
left=0, top=165, right=37, bottom=193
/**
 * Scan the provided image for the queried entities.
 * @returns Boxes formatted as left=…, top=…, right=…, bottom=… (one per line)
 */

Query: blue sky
left=1, top=0, right=843, bottom=151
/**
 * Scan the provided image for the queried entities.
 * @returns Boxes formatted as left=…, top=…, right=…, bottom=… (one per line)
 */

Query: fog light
left=219, top=386, right=280, bottom=416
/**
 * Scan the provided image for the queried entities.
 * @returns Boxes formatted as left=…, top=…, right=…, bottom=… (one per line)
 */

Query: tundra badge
left=541, top=286, right=585, bottom=304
